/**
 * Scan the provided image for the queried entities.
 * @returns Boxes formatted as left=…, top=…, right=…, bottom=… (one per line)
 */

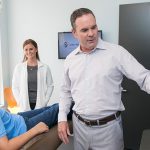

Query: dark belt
left=73, top=111, right=121, bottom=126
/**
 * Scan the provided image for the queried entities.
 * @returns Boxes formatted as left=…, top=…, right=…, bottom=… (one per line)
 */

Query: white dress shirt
left=58, top=38, right=150, bottom=122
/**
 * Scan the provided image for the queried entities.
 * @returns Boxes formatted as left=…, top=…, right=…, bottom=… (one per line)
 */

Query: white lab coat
left=12, top=61, right=54, bottom=111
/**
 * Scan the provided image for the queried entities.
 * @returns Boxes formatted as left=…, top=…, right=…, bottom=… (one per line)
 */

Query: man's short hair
left=70, top=8, right=95, bottom=29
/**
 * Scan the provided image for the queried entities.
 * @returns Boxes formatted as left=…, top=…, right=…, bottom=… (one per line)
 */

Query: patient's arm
left=0, top=122, right=49, bottom=150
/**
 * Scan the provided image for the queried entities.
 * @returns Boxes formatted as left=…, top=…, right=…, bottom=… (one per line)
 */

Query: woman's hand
left=33, top=122, right=49, bottom=134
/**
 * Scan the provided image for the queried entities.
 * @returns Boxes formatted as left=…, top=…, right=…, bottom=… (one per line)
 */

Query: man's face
left=72, top=14, right=99, bottom=52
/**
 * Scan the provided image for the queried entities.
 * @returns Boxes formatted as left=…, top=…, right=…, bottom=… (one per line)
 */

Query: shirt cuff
left=58, top=112, right=68, bottom=122
left=145, top=75, right=150, bottom=94
left=146, top=84, right=150, bottom=94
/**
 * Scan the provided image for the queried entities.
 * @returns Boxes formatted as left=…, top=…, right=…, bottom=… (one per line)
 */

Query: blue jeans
left=18, top=103, right=59, bottom=130
left=18, top=103, right=73, bottom=130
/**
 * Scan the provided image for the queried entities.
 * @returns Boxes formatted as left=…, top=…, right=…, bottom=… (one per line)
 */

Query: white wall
left=0, top=0, right=9, bottom=106
left=1, top=0, right=9, bottom=86
left=6, top=0, right=119, bottom=105
left=2, top=0, right=150, bottom=149
left=6, top=0, right=150, bottom=104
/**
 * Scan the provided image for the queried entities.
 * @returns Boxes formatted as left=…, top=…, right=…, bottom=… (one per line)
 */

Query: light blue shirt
left=0, top=109, right=27, bottom=139
left=58, top=38, right=150, bottom=122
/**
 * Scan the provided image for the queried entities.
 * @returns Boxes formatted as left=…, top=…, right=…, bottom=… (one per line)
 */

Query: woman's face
left=23, top=43, right=37, bottom=60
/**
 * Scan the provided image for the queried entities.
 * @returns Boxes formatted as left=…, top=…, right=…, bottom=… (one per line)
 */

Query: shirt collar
left=74, top=38, right=107, bottom=55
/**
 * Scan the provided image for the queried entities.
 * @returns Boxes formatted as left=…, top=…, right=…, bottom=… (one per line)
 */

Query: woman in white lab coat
left=12, top=39, right=54, bottom=111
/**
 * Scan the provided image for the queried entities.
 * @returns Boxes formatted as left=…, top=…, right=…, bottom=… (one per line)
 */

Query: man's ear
left=72, top=29, right=77, bottom=39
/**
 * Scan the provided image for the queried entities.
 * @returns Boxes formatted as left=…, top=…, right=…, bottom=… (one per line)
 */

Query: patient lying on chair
left=0, top=103, right=72, bottom=150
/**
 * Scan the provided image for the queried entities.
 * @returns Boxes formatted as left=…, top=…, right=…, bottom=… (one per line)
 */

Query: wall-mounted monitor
left=58, top=30, right=102, bottom=59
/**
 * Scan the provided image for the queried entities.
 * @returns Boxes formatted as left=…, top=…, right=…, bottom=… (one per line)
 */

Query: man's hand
left=58, top=121, right=71, bottom=144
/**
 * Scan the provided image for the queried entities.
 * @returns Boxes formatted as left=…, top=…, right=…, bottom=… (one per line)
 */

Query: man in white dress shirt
left=58, top=8, right=150, bottom=150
